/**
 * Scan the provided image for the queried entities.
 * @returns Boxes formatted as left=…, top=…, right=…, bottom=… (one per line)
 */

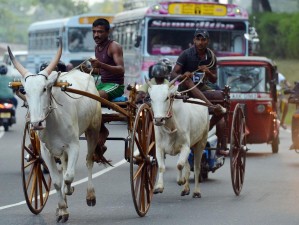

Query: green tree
left=253, top=12, right=299, bottom=59
left=0, top=0, right=89, bottom=44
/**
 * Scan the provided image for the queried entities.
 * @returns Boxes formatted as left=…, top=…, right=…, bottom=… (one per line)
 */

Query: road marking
left=0, top=126, right=4, bottom=138
left=0, top=159, right=127, bottom=211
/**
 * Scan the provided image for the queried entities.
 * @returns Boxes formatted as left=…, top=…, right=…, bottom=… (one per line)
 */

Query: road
left=0, top=105, right=299, bottom=225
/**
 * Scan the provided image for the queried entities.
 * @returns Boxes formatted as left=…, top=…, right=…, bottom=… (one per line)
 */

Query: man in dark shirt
left=171, top=29, right=227, bottom=156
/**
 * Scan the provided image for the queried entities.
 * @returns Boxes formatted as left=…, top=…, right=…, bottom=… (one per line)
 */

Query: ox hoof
left=86, top=198, right=96, bottom=207
left=65, top=186, right=75, bottom=196
left=181, top=189, right=190, bottom=196
left=192, top=192, right=201, bottom=198
left=56, top=213, right=69, bottom=223
left=177, top=178, right=186, bottom=186
left=153, top=187, right=164, bottom=194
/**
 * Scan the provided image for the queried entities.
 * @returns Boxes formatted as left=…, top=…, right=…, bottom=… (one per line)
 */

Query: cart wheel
left=230, top=103, right=247, bottom=196
left=130, top=103, right=157, bottom=217
left=22, top=122, right=51, bottom=214
left=292, top=114, right=299, bottom=149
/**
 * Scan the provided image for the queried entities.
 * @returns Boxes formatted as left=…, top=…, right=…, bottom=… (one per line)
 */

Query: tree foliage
left=253, top=12, right=299, bottom=59
left=0, top=0, right=89, bottom=44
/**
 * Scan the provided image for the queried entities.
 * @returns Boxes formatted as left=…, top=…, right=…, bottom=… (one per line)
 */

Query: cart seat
left=101, top=96, right=128, bottom=108
left=101, top=95, right=129, bottom=123
left=111, top=96, right=128, bottom=102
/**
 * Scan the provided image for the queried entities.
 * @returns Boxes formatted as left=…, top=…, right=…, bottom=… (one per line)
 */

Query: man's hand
left=89, top=58, right=101, bottom=68
left=181, top=71, right=193, bottom=80
left=80, top=64, right=91, bottom=74
left=198, top=65, right=211, bottom=75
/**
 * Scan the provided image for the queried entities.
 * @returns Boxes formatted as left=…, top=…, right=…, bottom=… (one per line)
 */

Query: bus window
left=112, top=1, right=250, bottom=85
left=27, top=13, right=114, bottom=72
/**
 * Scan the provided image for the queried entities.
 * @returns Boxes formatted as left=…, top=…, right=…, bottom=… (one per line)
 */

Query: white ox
left=147, top=82, right=209, bottom=198
left=8, top=42, right=101, bottom=222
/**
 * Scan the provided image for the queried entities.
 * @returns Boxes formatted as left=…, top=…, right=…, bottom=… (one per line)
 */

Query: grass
left=275, top=59, right=299, bottom=126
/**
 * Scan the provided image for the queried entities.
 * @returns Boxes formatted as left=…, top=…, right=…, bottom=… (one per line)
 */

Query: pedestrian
left=277, top=72, right=291, bottom=129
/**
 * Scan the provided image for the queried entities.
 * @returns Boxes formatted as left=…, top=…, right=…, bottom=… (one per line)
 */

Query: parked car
left=2, top=50, right=28, bottom=79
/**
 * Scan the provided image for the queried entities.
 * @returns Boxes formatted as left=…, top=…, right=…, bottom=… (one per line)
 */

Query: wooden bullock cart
left=9, top=79, right=247, bottom=217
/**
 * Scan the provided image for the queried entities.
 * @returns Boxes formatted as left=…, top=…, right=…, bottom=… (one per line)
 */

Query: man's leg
left=216, top=118, right=228, bottom=156
left=184, top=79, right=225, bottom=115
left=93, top=90, right=110, bottom=164
left=280, top=98, right=288, bottom=129
left=184, top=78, right=212, bottom=105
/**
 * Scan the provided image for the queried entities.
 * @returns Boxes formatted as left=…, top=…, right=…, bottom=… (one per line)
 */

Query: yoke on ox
left=8, top=40, right=102, bottom=222
left=147, top=81, right=209, bottom=198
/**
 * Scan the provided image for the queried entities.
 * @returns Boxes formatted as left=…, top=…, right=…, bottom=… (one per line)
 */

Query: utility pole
left=252, top=0, right=272, bottom=13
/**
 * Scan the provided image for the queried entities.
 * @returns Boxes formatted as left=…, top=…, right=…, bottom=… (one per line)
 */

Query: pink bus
left=112, top=1, right=254, bottom=85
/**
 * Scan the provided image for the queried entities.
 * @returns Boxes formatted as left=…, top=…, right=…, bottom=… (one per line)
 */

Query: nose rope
left=32, top=98, right=54, bottom=127
left=165, top=95, right=175, bottom=118
left=154, top=95, right=177, bottom=134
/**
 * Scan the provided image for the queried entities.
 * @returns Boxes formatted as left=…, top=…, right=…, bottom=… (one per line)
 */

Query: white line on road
left=0, top=159, right=127, bottom=211
left=0, top=126, right=4, bottom=138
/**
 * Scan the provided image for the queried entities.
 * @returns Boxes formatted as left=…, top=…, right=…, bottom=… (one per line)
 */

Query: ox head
left=8, top=38, right=63, bottom=130
left=147, top=80, right=178, bottom=126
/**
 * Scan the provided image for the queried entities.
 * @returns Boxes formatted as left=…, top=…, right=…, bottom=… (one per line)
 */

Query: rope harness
left=23, top=58, right=94, bottom=125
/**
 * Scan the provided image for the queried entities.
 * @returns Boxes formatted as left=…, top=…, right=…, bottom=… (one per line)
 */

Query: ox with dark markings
left=147, top=80, right=209, bottom=198
left=8, top=41, right=102, bottom=222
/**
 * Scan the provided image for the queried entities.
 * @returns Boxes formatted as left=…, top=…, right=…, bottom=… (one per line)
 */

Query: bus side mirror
left=134, top=35, right=141, bottom=48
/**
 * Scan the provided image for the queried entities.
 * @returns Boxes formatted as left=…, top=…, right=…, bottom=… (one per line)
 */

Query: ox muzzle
left=154, top=117, right=166, bottom=126
left=31, top=121, right=46, bottom=130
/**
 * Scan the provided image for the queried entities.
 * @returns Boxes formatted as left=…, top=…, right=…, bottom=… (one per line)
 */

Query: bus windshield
left=68, top=28, right=94, bottom=52
left=148, top=20, right=246, bottom=56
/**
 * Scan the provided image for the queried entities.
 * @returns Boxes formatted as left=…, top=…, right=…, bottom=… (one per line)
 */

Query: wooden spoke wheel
left=21, top=122, right=51, bottom=214
left=130, top=103, right=157, bottom=217
left=230, top=103, right=247, bottom=196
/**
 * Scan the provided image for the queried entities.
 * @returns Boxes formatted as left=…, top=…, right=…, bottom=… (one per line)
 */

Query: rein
left=58, top=59, right=94, bottom=100
left=177, top=73, right=206, bottom=94
left=159, top=94, right=178, bottom=134
left=25, top=73, right=48, bottom=82
left=176, top=48, right=216, bottom=95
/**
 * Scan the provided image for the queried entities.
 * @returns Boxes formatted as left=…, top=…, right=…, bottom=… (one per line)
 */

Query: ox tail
left=93, top=144, right=113, bottom=167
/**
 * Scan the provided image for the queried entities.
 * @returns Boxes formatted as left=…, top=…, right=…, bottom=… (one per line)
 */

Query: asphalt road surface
left=0, top=105, right=299, bottom=225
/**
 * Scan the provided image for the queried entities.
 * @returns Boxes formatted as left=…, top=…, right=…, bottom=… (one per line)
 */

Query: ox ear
left=47, top=71, right=59, bottom=87
left=169, top=84, right=178, bottom=95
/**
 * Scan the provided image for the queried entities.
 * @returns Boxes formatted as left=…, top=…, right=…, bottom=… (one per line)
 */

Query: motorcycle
left=284, top=81, right=299, bottom=151
left=0, top=99, right=16, bottom=131
left=188, top=127, right=225, bottom=181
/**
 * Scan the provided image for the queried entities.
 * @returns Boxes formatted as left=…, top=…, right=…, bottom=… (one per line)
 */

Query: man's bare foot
left=217, top=149, right=229, bottom=157
left=214, top=104, right=226, bottom=116
left=280, top=123, right=287, bottom=129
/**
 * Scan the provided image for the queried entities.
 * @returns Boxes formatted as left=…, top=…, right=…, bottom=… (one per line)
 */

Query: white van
left=2, top=50, right=28, bottom=79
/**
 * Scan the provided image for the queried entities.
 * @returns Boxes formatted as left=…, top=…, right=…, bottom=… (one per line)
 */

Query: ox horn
left=168, top=75, right=182, bottom=87
left=7, top=46, right=28, bottom=77
left=43, top=37, right=63, bottom=76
